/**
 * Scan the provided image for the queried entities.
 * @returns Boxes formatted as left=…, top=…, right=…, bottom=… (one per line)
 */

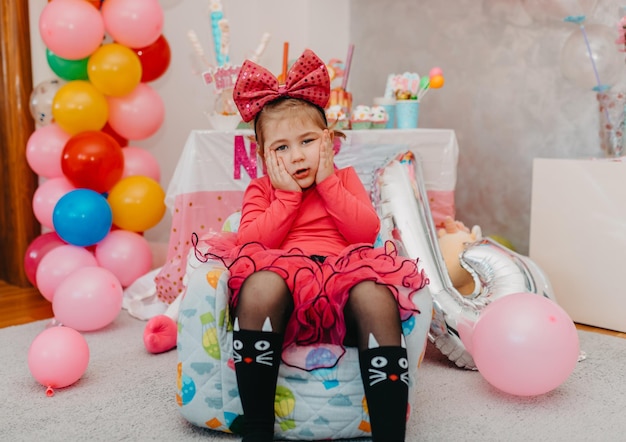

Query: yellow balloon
left=88, top=43, right=142, bottom=97
left=51, top=80, right=108, bottom=135
left=107, top=176, right=166, bottom=232
left=429, top=74, right=445, bottom=89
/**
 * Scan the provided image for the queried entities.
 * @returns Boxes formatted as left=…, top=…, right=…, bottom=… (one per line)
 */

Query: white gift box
left=529, top=158, right=626, bottom=333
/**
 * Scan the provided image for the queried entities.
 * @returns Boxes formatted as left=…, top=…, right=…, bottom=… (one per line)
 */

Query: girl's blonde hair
left=253, top=98, right=344, bottom=160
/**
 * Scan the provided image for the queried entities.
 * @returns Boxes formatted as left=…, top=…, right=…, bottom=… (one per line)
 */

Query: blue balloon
left=52, top=189, right=112, bottom=246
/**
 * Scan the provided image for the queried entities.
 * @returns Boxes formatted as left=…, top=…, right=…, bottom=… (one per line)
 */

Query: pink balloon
left=465, top=293, right=579, bottom=396
left=36, top=245, right=98, bottom=302
left=39, top=0, right=105, bottom=60
left=107, top=83, right=165, bottom=140
left=95, top=230, right=152, bottom=287
left=28, top=326, right=89, bottom=395
left=102, top=0, right=164, bottom=48
left=32, top=177, right=76, bottom=229
left=26, top=124, right=70, bottom=178
left=53, top=266, right=123, bottom=331
left=24, top=232, right=67, bottom=287
left=429, top=67, right=443, bottom=77
left=122, top=146, right=161, bottom=182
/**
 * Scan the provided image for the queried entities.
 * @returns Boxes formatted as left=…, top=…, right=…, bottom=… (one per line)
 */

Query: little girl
left=218, top=49, right=428, bottom=442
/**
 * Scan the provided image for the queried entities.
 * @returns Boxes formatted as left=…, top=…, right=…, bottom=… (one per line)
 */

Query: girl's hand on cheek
left=316, top=130, right=335, bottom=184
left=266, top=149, right=301, bottom=192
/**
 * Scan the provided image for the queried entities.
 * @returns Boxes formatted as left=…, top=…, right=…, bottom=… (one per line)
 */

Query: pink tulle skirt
left=194, top=233, right=428, bottom=360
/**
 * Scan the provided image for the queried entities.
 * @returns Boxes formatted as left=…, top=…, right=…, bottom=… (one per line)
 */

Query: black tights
left=233, top=272, right=406, bottom=442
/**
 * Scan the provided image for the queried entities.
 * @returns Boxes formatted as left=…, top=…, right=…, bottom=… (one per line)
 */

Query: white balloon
left=560, top=24, right=623, bottom=91
left=522, top=0, right=597, bottom=22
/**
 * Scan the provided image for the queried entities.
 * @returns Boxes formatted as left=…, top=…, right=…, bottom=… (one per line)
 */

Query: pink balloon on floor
left=466, top=292, right=579, bottom=396
left=107, top=83, right=165, bottom=140
left=36, top=245, right=98, bottom=302
left=26, top=124, right=70, bottom=178
left=95, top=230, right=152, bottom=287
left=24, top=232, right=67, bottom=287
left=101, top=0, right=164, bottom=48
left=122, top=146, right=161, bottom=182
left=28, top=326, right=90, bottom=396
left=53, top=266, right=123, bottom=331
left=39, top=0, right=105, bottom=60
left=32, top=177, right=76, bottom=230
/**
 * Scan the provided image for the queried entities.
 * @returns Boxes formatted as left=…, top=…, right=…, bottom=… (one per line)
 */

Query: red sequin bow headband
left=233, top=49, right=331, bottom=122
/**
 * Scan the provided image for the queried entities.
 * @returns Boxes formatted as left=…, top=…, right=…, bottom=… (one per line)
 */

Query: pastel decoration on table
left=28, top=326, right=90, bottom=397
left=459, top=293, right=579, bottom=396
left=395, top=99, right=420, bottom=129
left=596, top=90, right=626, bottom=157
left=39, top=0, right=105, bottom=60
left=373, top=97, right=395, bottom=129
left=369, top=105, right=389, bottom=129
left=53, top=266, right=124, bottom=332
left=325, top=104, right=349, bottom=129
left=350, top=104, right=372, bottom=129
left=26, top=123, right=70, bottom=178
left=35, top=244, right=98, bottom=302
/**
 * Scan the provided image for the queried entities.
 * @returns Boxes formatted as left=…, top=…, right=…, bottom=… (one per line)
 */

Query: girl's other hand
left=316, top=130, right=334, bottom=184
left=266, top=148, right=301, bottom=192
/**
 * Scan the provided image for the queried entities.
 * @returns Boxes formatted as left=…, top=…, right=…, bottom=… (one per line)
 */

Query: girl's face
left=262, top=114, right=326, bottom=189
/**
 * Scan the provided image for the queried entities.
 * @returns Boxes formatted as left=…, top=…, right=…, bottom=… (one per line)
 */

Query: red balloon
left=131, top=34, right=171, bottom=82
left=61, top=130, right=124, bottom=193
left=102, top=121, right=128, bottom=147
left=23, top=231, right=66, bottom=287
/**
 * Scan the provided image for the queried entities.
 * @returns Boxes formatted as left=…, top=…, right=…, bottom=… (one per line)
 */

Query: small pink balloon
left=53, top=266, right=123, bottom=331
left=429, top=67, right=443, bottom=78
left=95, top=230, right=152, bottom=287
left=467, top=293, right=579, bottom=396
left=107, top=83, right=165, bottom=140
left=26, top=124, right=70, bottom=178
left=32, top=177, right=76, bottom=230
left=24, top=232, right=67, bottom=287
left=39, top=0, right=105, bottom=60
left=36, top=245, right=98, bottom=302
left=102, top=0, right=164, bottom=48
left=122, top=146, right=161, bottom=182
left=28, top=326, right=89, bottom=396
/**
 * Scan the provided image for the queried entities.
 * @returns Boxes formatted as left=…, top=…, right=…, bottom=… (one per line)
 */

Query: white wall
left=29, top=0, right=350, bottom=243
left=349, top=0, right=626, bottom=254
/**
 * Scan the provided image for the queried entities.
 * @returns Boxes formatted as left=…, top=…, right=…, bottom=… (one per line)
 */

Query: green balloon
left=46, top=49, right=89, bottom=81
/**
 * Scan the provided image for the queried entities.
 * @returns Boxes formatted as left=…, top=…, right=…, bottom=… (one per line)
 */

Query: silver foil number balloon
left=372, top=151, right=555, bottom=369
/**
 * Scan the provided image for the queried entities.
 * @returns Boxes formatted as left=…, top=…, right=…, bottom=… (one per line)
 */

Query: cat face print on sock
left=233, top=317, right=276, bottom=367
left=365, top=333, right=409, bottom=387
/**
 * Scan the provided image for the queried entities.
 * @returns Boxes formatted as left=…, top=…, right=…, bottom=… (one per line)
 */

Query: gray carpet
left=2, top=310, right=626, bottom=441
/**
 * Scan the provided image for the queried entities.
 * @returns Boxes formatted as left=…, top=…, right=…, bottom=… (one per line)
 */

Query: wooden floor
left=1, top=281, right=625, bottom=339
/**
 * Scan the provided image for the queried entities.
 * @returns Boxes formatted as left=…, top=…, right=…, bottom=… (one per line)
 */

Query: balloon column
left=25, top=0, right=171, bottom=392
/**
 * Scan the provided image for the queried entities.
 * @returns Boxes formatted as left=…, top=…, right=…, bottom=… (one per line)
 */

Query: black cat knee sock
left=233, top=317, right=283, bottom=442
left=359, top=334, right=409, bottom=442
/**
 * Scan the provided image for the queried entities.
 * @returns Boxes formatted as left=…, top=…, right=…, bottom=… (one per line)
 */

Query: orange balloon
left=107, top=176, right=165, bottom=232
left=51, top=80, right=108, bottom=135
left=429, top=74, right=445, bottom=89
left=88, top=43, right=142, bottom=97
